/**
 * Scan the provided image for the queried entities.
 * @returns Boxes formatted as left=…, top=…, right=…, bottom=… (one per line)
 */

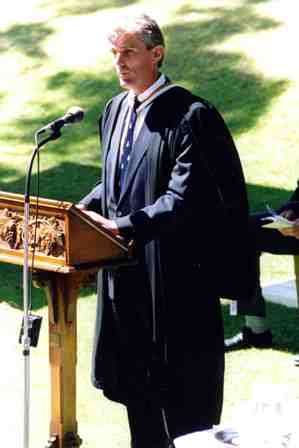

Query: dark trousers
left=126, top=351, right=224, bottom=448
left=237, top=212, right=299, bottom=316
left=126, top=400, right=173, bottom=448
left=126, top=400, right=213, bottom=448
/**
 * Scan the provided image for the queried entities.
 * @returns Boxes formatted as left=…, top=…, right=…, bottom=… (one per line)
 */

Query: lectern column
left=37, top=270, right=93, bottom=448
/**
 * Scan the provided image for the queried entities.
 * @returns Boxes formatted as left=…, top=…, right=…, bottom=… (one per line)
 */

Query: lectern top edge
left=0, top=190, right=129, bottom=251
left=0, top=190, right=134, bottom=272
left=0, top=190, right=73, bottom=211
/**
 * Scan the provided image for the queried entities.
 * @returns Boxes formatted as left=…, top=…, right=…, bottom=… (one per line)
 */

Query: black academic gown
left=81, top=86, right=257, bottom=437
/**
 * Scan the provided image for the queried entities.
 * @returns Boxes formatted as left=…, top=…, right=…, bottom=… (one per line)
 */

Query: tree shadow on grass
left=1, top=8, right=289, bottom=153
left=0, top=165, right=20, bottom=188
left=0, top=22, right=54, bottom=60
left=1, top=0, right=289, bottom=147
left=0, top=70, right=120, bottom=153
left=0, top=92, right=6, bottom=104
left=165, top=2, right=288, bottom=136
left=40, top=0, right=138, bottom=17
left=247, top=183, right=293, bottom=213
left=268, top=302, right=299, bottom=353
left=245, top=0, right=272, bottom=4
left=0, top=263, right=96, bottom=310
left=0, top=161, right=101, bottom=206
left=176, top=1, right=278, bottom=32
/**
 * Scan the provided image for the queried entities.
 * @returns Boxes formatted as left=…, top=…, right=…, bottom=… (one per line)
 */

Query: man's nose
left=115, top=52, right=124, bottom=66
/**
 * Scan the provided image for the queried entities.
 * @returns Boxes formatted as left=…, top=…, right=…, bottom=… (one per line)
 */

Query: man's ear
left=152, top=45, right=165, bottom=65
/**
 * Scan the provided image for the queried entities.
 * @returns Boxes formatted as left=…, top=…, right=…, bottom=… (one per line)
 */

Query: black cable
left=24, top=130, right=59, bottom=314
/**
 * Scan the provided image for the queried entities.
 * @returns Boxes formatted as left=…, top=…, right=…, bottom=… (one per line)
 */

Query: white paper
left=261, top=205, right=293, bottom=229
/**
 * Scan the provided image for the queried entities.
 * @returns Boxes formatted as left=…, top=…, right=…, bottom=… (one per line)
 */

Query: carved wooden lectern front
left=0, top=191, right=134, bottom=448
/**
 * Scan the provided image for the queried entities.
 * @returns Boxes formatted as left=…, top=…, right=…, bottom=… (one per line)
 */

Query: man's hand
left=278, top=209, right=299, bottom=239
left=279, top=218, right=299, bottom=239
left=76, top=205, right=120, bottom=237
left=76, top=204, right=87, bottom=211
left=280, top=209, right=295, bottom=220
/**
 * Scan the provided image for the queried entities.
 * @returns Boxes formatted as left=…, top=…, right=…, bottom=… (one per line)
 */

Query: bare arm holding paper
left=262, top=205, right=299, bottom=239
left=279, top=217, right=299, bottom=239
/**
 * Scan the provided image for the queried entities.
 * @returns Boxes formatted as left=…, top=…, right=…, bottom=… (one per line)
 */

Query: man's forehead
left=109, top=31, right=144, bottom=49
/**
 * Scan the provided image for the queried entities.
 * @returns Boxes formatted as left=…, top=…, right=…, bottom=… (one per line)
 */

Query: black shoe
left=225, top=326, right=273, bottom=351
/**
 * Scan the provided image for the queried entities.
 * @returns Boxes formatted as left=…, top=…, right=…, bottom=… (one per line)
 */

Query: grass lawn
left=2, top=296, right=299, bottom=447
left=1, top=0, right=299, bottom=446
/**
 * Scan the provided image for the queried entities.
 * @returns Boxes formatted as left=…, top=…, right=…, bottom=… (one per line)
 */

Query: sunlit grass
left=2, top=296, right=299, bottom=447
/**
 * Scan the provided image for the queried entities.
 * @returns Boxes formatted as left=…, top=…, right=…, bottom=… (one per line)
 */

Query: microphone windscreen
left=66, top=106, right=85, bottom=124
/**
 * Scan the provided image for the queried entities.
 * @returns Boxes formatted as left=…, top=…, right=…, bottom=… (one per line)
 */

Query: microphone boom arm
left=22, top=106, right=84, bottom=447
left=22, top=128, right=62, bottom=448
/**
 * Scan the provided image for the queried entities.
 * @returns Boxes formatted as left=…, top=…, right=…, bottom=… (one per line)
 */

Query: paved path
left=262, top=278, right=298, bottom=308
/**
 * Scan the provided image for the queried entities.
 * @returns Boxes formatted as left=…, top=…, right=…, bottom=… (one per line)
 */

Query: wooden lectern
left=0, top=191, right=134, bottom=448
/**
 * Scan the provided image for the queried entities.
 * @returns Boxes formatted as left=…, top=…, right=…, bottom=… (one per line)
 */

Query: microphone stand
left=22, top=128, right=61, bottom=448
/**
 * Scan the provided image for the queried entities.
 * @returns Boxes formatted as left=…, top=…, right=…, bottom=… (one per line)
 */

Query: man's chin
left=119, top=77, right=133, bottom=90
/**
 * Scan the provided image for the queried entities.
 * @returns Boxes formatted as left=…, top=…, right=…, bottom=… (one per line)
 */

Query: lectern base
left=45, top=432, right=82, bottom=448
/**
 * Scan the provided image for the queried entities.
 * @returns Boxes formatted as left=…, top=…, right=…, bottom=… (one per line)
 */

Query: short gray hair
left=107, top=14, right=165, bottom=66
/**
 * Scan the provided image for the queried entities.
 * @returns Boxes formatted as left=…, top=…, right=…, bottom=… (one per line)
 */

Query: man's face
left=110, top=32, right=164, bottom=94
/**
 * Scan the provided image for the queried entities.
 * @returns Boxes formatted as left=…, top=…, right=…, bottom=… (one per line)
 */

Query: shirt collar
left=127, top=73, right=167, bottom=107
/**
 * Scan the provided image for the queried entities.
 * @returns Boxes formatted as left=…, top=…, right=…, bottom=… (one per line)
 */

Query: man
left=225, top=184, right=299, bottom=365
left=78, top=14, right=256, bottom=448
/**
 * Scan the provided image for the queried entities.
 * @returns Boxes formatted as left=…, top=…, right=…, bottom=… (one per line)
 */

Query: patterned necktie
left=118, top=96, right=140, bottom=192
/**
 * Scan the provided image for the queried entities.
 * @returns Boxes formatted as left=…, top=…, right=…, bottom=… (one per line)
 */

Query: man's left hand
left=81, top=210, right=120, bottom=237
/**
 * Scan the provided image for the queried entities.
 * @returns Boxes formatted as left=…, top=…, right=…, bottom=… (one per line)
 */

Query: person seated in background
left=225, top=181, right=299, bottom=365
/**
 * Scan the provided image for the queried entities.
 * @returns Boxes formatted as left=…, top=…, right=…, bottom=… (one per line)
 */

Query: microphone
left=39, top=106, right=85, bottom=133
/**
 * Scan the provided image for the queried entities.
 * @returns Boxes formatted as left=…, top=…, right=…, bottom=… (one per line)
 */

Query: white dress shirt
left=119, top=74, right=176, bottom=156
